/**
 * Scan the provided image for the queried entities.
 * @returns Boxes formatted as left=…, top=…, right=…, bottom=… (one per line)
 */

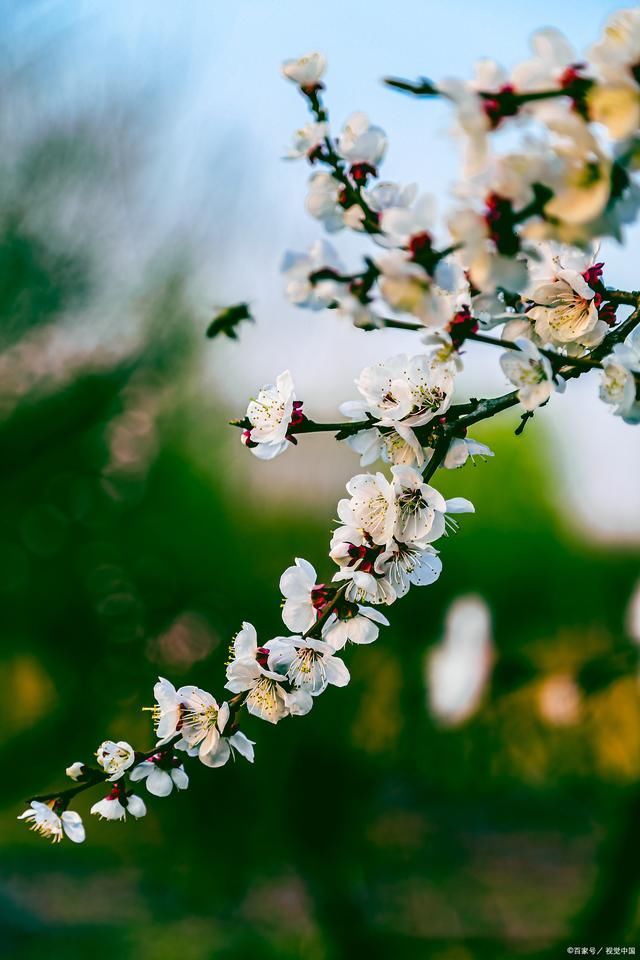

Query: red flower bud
left=350, top=162, right=376, bottom=184
left=256, top=647, right=271, bottom=669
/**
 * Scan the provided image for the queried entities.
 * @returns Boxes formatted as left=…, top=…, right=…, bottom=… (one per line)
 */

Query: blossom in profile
left=18, top=801, right=85, bottom=844
left=280, top=557, right=323, bottom=633
left=285, top=121, right=329, bottom=160
left=442, top=437, right=494, bottom=469
left=91, top=787, right=147, bottom=821
left=281, top=52, right=326, bottom=89
left=243, top=371, right=302, bottom=460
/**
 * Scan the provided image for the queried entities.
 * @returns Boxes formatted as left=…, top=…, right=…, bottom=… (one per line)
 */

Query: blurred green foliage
left=1, top=108, right=640, bottom=960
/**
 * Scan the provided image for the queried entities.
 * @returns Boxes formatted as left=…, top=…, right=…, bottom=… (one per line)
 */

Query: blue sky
left=3, top=0, right=639, bottom=539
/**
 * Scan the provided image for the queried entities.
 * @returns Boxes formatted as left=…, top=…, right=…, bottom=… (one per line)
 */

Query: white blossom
left=376, top=251, right=453, bottom=326
left=286, top=121, right=329, bottom=160
left=282, top=240, right=344, bottom=310
left=442, top=437, right=494, bottom=469
left=588, top=10, right=640, bottom=139
left=329, top=523, right=371, bottom=569
left=306, top=172, right=345, bottom=232
left=511, top=28, right=576, bottom=93
left=96, top=740, right=136, bottom=781
left=129, top=757, right=189, bottom=797
left=268, top=636, right=350, bottom=696
left=438, top=76, right=491, bottom=176
left=18, top=801, right=85, bottom=844
left=91, top=789, right=146, bottom=821
left=206, top=730, right=256, bottom=766
left=281, top=52, right=326, bottom=88
left=149, top=677, right=183, bottom=744
left=600, top=326, right=640, bottom=422
left=280, top=557, right=323, bottom=633
left=336, top=112, right=387, bottom=167
left=448, top=206, right=528, bottom=294
left=171, top=687, right=230, bottom=767
left=391, top=466, right=449, bottom=543
left=589, top=82, right=640, bottom=141
left=341, top=423, right=425, bottom=468
left=366, top=181, right=418, bottom=215
left=332, top=566, right=397, bottom=606
left=225, top=622, right=290, bottom=724
left=322, top=605, right=389, bottom=650
left=539, top=115, right=612, bottom=228
left=337, top=471, right=397, bottom=547
left=283, top=688, right=314, bottom=716
left=380, top=193, right=437, bottom=248
left=500, top=338, right=559, bottom=410
left=345, top=353, right=455, bottom=429
left=147, top=678, right=230, bottom=766
left=244, top=370, right=299, bottom=460
left=590, top=9, right=640, bottom=85
left=526, top=255, right=603, bottom=346
left=374, top=541, right=443, bottom=599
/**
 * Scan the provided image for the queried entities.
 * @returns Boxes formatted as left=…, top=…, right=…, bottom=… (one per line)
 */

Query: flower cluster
left=22, top=9, right=640, bottom=845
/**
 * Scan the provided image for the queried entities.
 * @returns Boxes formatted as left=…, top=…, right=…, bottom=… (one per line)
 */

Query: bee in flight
left=206, top=303, right=254, bottom=340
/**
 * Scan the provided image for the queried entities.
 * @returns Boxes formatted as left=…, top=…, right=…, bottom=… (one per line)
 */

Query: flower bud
left=65, top=762, right=86, bottom=781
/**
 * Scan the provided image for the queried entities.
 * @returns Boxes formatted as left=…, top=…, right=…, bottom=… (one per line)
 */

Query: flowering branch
left=22, top=7, right=640, bottom=847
